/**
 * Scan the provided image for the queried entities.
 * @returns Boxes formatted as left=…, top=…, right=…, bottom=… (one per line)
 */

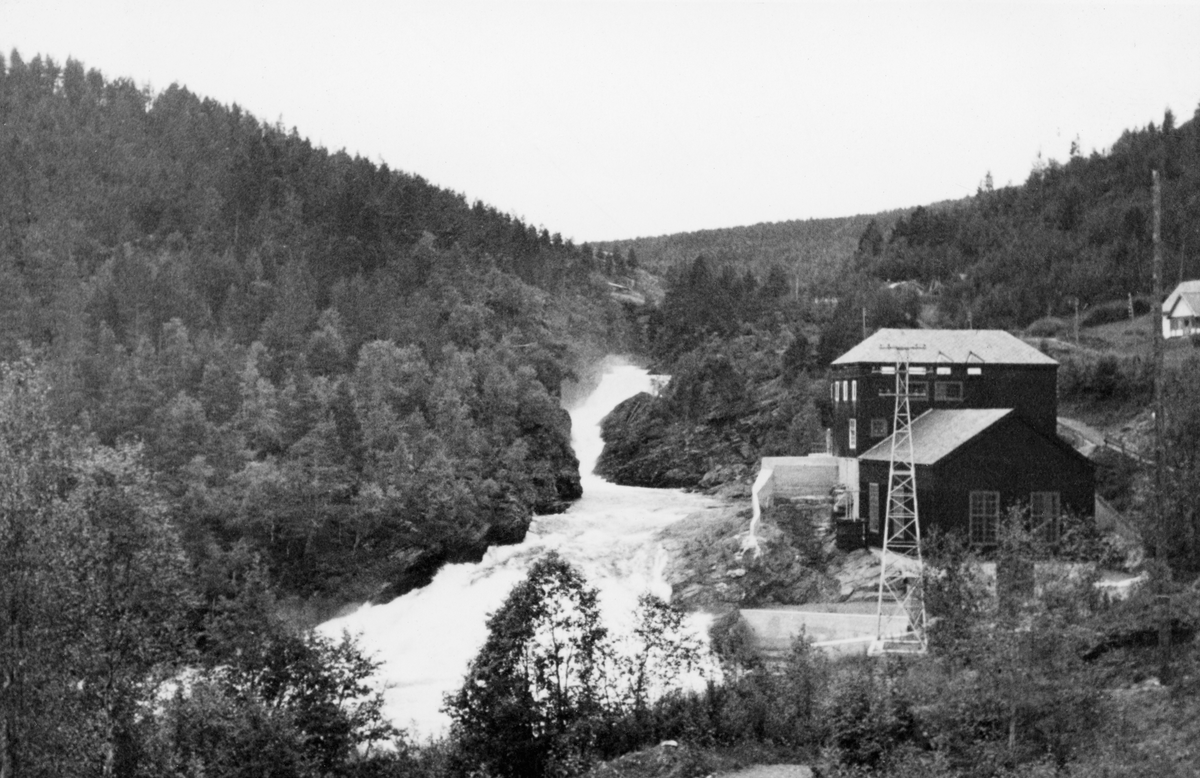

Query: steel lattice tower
left=871, top=345, right=928, bottom=655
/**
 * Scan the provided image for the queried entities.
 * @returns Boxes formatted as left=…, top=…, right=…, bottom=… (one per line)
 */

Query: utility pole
left=1152, top=168, right=1170, bottom=681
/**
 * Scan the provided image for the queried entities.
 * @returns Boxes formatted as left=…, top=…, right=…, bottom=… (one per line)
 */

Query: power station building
left=829, top=329, right=1094, bottom=546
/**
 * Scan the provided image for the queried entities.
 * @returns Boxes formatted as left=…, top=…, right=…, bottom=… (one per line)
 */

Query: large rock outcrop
left=658, top=502, right=840, bottom=610
left=594, top=350, right=821, bottom=493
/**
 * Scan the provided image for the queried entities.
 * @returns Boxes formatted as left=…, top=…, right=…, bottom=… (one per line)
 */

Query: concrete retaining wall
left=740, top=605, right=912, bottom=657
left=759, top=456, right=839, bottom=498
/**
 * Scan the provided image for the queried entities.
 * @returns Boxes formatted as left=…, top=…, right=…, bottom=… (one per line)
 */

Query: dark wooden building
left=827, top=329, right=1094, bottom=546
left=855, top=409, right=1094, bottom=545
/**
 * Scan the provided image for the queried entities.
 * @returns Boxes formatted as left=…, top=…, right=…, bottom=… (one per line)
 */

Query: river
left=319, top=357, right=722, bottom=738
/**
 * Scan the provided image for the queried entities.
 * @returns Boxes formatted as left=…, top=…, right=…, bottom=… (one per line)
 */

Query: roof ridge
left=831, top=328, right=1056, bottom=366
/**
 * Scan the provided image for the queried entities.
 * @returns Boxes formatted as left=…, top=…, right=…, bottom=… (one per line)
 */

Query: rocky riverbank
left=656, top=487, right=906, bottom=614
left=659, top=500, right=842, bottom=611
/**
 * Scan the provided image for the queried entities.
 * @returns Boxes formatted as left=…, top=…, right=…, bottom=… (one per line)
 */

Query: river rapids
left=319, top=357, right=721, bottom=737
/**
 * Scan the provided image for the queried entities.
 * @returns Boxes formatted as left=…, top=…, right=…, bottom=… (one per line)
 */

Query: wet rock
left=716, top=481, right=752, bottom=500
left=699, top=463, right=751, bottom=490
left=663, top=468, right=691, bottom=485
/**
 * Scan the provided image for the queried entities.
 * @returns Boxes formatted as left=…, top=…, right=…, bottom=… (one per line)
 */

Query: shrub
left=1078, top=296, right=1150, bottom=327
left=908, top=520, right=1104, bottom=772
left=825, top=657, right=917, bottom=768
left=922, top=531, right=988, bottom=655
left=1025, top=317, right=1068, bottom=338
left=708, top=611, right=765, bottom=678
left=1058, top=352, right=1152, bottom=403
left=1081, top=300, right=1130, bottom=327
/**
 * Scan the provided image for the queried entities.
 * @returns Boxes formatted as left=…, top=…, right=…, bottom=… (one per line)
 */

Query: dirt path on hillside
left=718, top=765, right=814, bottom=778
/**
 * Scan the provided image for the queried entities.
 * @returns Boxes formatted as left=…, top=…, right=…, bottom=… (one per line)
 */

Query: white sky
left=1, top=1, right=1198, bottom=243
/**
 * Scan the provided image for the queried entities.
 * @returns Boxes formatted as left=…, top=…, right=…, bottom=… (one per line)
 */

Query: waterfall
left=319, top=357, right=720, bottom=737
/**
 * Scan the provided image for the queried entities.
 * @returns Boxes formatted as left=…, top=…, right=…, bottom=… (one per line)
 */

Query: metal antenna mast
left=872, top=344, right=929, bottom=655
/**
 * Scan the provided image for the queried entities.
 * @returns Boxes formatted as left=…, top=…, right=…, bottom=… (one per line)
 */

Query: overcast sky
left=2, top=1, right=1198, bottom=243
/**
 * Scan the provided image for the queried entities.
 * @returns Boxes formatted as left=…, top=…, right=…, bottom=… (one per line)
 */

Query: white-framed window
left=851, top=380, right=857, bottom=402
left=870, top=418, right=887, bottom=437
left=936, top=366, right=952, bottom=375
left=910, top=366, right=927, bottom=375
left=969, top=490, right=1000, bottom=545
left=934, top=381, right=964, bottom=401
left=842, top=380, right=849, bottom=402
left=848, top=418, right=857, bottom=450
left=967, top=366, right=982, bottom=376
left=1031, top=491, right=1061, bottom=543
left=881, top=366, right=895, bottom=375
left=868, top=482, right=880, bottom=532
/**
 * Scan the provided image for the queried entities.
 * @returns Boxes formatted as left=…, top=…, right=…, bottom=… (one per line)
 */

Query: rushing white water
left=320, top=357, right=721, bottom=738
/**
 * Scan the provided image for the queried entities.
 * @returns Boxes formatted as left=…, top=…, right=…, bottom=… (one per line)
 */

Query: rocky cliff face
left=532, top=404, right=585, bottom=509
left=594, top=392, right=753, bottom=489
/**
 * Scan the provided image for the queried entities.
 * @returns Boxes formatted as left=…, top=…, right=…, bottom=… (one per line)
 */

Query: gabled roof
left=831, top=328, right=1057, bottom=366
left=859, top=408, right=1012, bottom=465
left=1164, top=280, right=1200, bottom=318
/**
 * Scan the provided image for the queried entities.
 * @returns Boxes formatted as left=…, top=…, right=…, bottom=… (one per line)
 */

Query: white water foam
left=320, top=357, right=720, bottom=738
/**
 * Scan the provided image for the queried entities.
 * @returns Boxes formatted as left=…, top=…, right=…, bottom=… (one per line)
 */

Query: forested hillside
left=605, top=104, right=1200, bottom=346
left=0, top=50, right=632, bottom=612
left=860, top=107, right=1200, bottom=329
left=604, top=210, right=910, bottom=296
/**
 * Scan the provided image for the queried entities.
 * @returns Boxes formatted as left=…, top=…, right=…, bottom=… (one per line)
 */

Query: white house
left=1163, top=280, right=1200, bottom=338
